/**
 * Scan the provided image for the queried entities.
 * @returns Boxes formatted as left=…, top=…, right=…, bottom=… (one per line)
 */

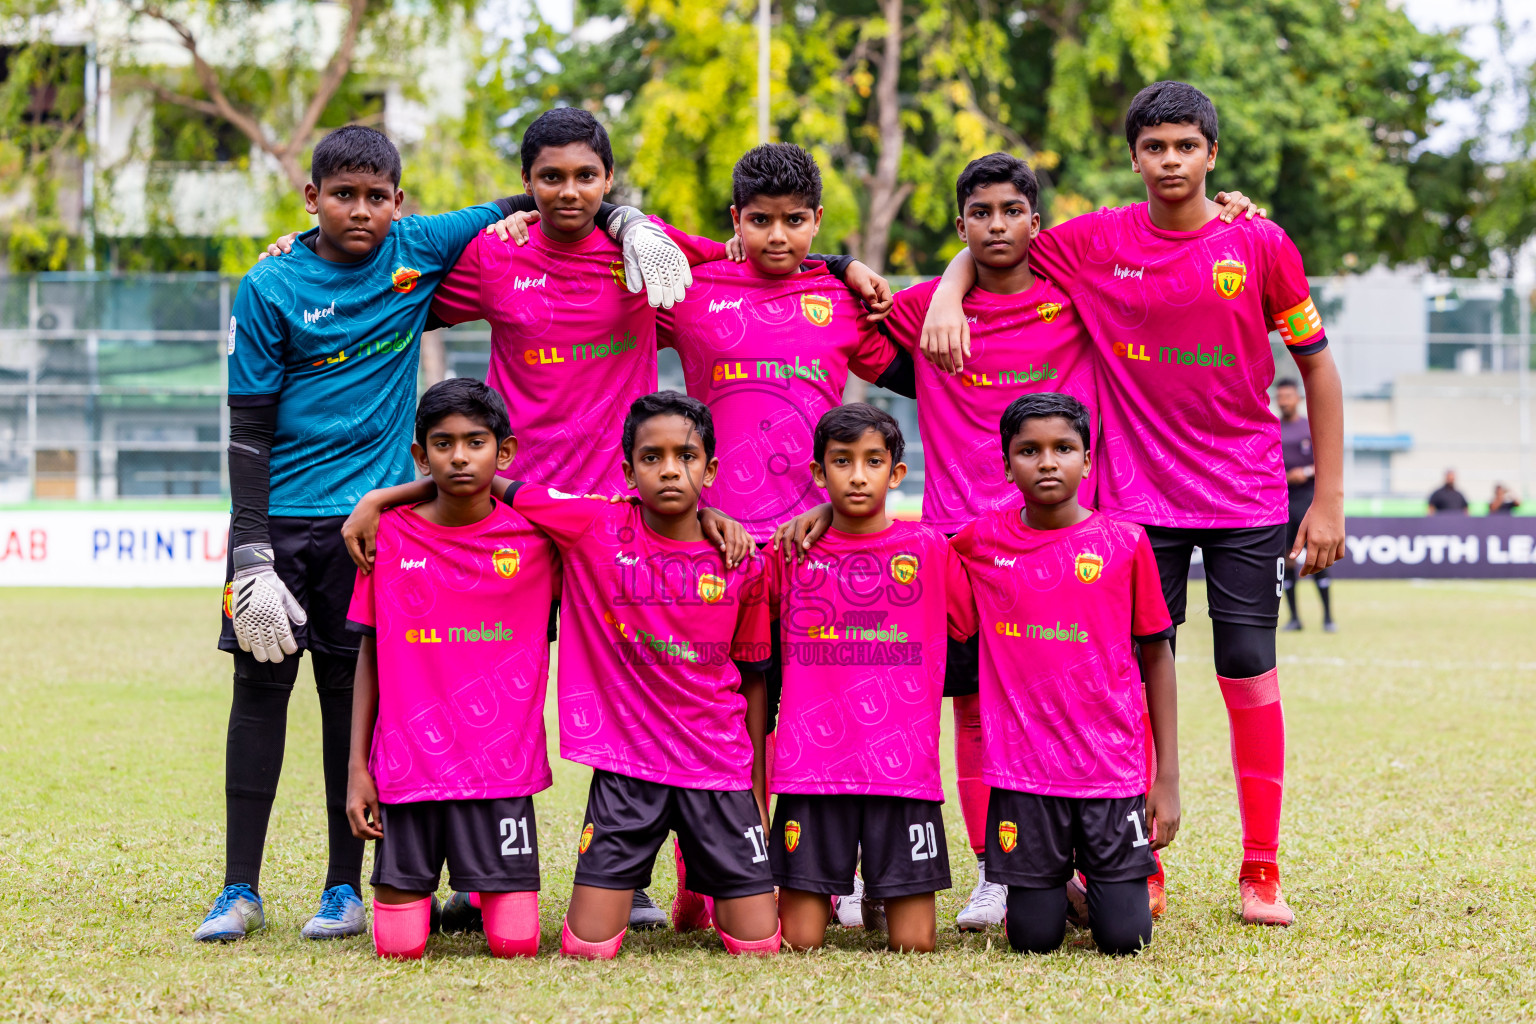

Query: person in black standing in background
left=1276, top=380, right=1335, bottom=632
left=1427, top=470, right=1469, bottom=515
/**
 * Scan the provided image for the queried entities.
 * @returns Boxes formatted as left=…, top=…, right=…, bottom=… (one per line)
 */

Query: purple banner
left=1333, top=517, right=1536, bottom=579
left=1187, top=516, right=1536, bottom=579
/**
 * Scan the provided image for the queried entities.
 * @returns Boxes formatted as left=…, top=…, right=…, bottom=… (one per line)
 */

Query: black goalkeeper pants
left=223, top=648, right=363, bottom=898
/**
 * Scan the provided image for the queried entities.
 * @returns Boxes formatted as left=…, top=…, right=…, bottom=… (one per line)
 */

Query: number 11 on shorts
left=1127, top=810, right=1150, bottom=848
left=743, top=825, right=768, bottom=863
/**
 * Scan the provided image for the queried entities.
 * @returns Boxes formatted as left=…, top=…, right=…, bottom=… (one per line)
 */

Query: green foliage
left=518, top=0, right=1504, bottom=276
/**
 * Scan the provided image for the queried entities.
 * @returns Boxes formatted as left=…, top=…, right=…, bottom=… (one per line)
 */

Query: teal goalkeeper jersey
left=226, top=202, right=504, bottom=516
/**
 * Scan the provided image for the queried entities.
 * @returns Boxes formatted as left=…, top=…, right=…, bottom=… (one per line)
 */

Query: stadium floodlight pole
left=757, top=0, right=770, bottom=144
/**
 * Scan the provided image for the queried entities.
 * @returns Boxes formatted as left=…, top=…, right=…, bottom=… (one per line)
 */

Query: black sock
left=1283, top=566, right=1299, bottom=621
left=1316, top=573, right=1333, bottom=622
left=224, top=664, right=298, bottom=894
left=1086, top=878, right=1153, bottom=955
left=1005, top=885, right=1067, bottom=954
left=314, top=652, right=364, bottom=897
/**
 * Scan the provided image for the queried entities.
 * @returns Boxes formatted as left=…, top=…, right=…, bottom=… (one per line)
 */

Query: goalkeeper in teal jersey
left=199, top=124, right=695, bottom=943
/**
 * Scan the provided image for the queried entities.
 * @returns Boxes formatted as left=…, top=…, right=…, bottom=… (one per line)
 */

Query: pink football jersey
left=511, top=485, right=772, bottom=790
left=1029, top=205, right=1327, bottom=528
left=765, top=521, right=962, bottom=801
left=949, top=510, right=1172, bottom=798
left=884, top=277, right=1098, bottom=533
left=346, top=500, right=559, bottom=803
left=430, top=220, right=726, bottom=496
left=657, top=259, right=898, bottom=541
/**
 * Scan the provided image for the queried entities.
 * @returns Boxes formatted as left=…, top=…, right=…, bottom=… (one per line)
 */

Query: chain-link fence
left=0, top=271, right=1531, bottom=512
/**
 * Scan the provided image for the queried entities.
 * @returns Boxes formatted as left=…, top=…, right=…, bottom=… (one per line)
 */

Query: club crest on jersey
left=391, top=266, right=421, bottom=294
left=610, top=260, right=628, bottom=290
left=784, top=820, right=801, bottom=852
left=578, top=823, right=594, bottom=854
left=222, top=582, right=234, bottom=618
left=1075, top=552, right=1104, bottom=584
left=801, top=294, right=834, bottom=327
left=998, top=820, right=1018, bottom=853
left=698, top=573, right=727, bottom=604
left=889, top=553, right=920, bottom=585
left=1212, top=258, right=1246, bottom=299
left=1036, top=301, right=1063, bottom=323
left=492, top=548, right=520, bottom=580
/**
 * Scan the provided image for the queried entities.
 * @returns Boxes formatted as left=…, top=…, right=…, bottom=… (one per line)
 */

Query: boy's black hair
left=414, top=377, right=513, bottom=447
left=999, top=392, right=1091, bottom=453
left=1124, top=81, right=1219, bottom=150
left=622, top=391, right=716, bottom=462
left=520, top=107, right=614, bottom=175
left=814, top=403, right=905, bottom=465
left=732, top=143, right=822, bottom=211
left=311, top=125, right=402, bottom=187
left=955, top=152, right=1039, bottom=215
left=1274, top=377, right=1300, bottom=390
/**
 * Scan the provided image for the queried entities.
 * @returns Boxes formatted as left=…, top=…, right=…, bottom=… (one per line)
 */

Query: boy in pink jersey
left=345, top=379, right=557, bottom=959
left=506, top=392, right=781, bottom=959
left=949, top=392, right=1180, bottom=956
left=657, top=144, right=916, bottom=542
left=881, top=153, right=1096, bottom=932
left=426, top=109, right=727, bottom=497
left=764, top=404, right=958, bottom=952
left=923, top=83, right=1343, bottom=926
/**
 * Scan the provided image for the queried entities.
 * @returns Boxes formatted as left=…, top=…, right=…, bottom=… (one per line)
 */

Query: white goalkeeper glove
left=606, top=206, right=692, bottom=309
left=229, top=543, right=307, bottom=664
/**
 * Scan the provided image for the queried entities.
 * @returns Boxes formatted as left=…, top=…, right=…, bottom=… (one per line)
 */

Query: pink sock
left=1219, top=669, right=1285, bottom=873
left=468, top=892, right=482, bottom=909
left=952, top=693, right=988, bottom=856
left=1143, top=709, right=1165, bottom=888
left=372, top=897, right=431, bottom=959
left=717, top=922, right=782, bottom=956
left=482, top=891, right=539, bottom=958
left=560, top=917, right=625, bottom=960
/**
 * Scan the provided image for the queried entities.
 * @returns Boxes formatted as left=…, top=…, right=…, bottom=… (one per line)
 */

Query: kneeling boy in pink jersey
left=765, top=404, right=961, bottom=952
left=345, top=378, right=558, bottom=959
left=508, top=392, right=780, bottom=958
left=949, top=392, right=1180, bottom=955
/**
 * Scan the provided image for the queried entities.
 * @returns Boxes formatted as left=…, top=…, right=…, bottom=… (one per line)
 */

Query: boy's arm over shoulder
left=507, top=482, right=612, bottom=551
left=654, top=217, right=728, bottom=266
left=1260, top=224, right=1328, bottom=356
left=414, top=200, right=519, bottom=267
left=731, top=555, right=775, bottom=671
left=1028, top=209, right=1100, bottom=289
left=945, top=533, right=979, bottom=641
left=882, top=279, right=938, bottom=352
left=429, top=229, right=488, bottom=327
left=1129, top=528, right=1175, bottom=642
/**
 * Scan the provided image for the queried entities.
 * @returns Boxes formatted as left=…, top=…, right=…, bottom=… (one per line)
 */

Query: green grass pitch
left=2, top=581, right=1535, bottom=1022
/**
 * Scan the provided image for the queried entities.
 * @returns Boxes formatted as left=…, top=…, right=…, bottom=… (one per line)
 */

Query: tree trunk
left=848, top=0, right=912, bottom=403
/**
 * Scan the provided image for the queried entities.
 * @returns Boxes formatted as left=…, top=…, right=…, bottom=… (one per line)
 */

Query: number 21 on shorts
left=500, top=817, right=532, bottom=857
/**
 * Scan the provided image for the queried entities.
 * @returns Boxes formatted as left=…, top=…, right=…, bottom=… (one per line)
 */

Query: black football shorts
left=1143, top=523, right=1286, bottom=629
left=769, top=792, right=951, bottom=899
left=984, top=787, right=1156, bottom=889
left=371, top=796, right=541, bottom=893
left=573, top=770, right=774, bottom=899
